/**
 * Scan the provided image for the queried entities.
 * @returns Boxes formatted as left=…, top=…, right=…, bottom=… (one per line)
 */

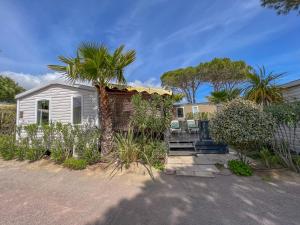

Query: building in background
left=173, top=103, right=216, bottom=121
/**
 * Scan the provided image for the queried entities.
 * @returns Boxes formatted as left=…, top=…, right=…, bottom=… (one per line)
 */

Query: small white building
left=15, top=82, right=98, bottom=127
left=15, top=82, right=172, bottom=130
left=282, top=79, right=300, bottom=102
left=282, top=79, right=300, bottom=153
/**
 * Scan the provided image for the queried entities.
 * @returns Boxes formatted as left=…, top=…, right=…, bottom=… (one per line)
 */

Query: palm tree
left=48, top=43, right=136, bottom=155
left=208, top=88, right=241, bottom=104
left=245, top=66, right=284, bottom=106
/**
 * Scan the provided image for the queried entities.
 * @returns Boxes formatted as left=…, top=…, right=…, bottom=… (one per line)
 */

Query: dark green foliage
left=245, top=66, right=284, bottom=106
left=142, top=140, right=167, bottom=167
left=0, top=135, right=15, bottom=160
left=0, top=76, right=25, bottom=103
left=63, top=158, right=87, bottom=170
left=208, top=89, right=241, bottom=104
left=15, top=144, right=27, bottom=161
left=73, top=124, right=101, bottom=164
left=161, top=66, right=202, bottom=103
left=261, top=0, right=300, bottom=14
left=25, top=147, right=46, bottom=162
left=131, top=94, right=174, bottom=138
left=201, top=58, right=252, bottom=91
left=265, top=101, right=300, bottom=172
left=51, top=141, right=68, bottom=164
left=111, top=94, right=171, bottom=175
left=112, top=129, right=167, bottom=177
left=259, top=147, right=282, bottom=168
left=228, top=160, right=253, bottom=176
left=210, top=98, right=276, bottom=162
left=81, top=147, right=101, bottom=165
left=293, top=156, right=300, bottom=168
left=0, top=105, right=16, bottom=135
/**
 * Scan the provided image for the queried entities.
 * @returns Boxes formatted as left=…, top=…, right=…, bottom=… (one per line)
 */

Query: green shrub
left=293, top=155, right=300, bottom=168
left=153, top=161, right=165, bottom=171
left=63, top=158, right=87, bottom=170
left=73, top=125, right=101, bottom=165
left=142, top=140, right=167, bottom=166
left=0, top=135, right=16, bottom=160
left=15, top=144, right=27, bottom=161
left=265, top=102, right=300, bottom=173
left=210, top=98, right=275, bottom=162
left=228, top=160, right=253, bottom=176
left=259, top=147, right=282, bottom=168
left=26, top=146, right=46, bottom=162
left=50, top=139, right=71, bottom=164
left=0, top=105, right=16, bottom=135
left=81, top=147, right=101, bottom=165
left=114, top=130, right=140, bottom=169
left=131, top=94, right=174, bottom=138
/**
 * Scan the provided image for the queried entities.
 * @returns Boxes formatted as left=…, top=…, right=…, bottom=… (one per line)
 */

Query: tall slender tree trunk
left=96, top=84, right=114, bottom=156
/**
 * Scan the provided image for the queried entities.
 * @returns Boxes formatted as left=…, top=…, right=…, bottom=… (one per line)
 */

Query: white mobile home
left=282, top=79, right=300, bottom=153
left=15, top=82, right=172, bottom=130
left=15, top=83, right=98, bottom=127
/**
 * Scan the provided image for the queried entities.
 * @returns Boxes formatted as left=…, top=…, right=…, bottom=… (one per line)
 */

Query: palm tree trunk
left=96, top=85, right=114, bottom=156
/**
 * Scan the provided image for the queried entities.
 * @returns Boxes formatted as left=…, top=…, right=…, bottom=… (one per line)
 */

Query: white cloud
left=0, top=71, right=66, bottom=89
left=128, top=77, right=161, bottom=88
left=1, top=71, right=162, bottom=90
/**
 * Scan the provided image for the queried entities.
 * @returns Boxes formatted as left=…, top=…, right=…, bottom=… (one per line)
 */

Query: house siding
left=283, top=85, right=300, bottom=102
left=282, top=84, right=300, bottom=153
left=17, top=84, right=98, bottom=126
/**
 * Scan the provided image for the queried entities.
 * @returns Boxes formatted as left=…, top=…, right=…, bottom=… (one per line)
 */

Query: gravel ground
left=0, top=158, right=300, bottom=225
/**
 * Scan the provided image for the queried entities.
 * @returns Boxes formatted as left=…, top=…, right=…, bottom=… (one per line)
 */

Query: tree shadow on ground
left=86, top=164, right=300, bottom=225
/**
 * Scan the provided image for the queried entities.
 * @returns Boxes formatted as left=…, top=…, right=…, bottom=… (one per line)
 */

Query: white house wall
left=283, top=85, right=300, bottom=153
left=17, top=84, right=98, bottom=126
left=283, top=85, right=300, bottom=102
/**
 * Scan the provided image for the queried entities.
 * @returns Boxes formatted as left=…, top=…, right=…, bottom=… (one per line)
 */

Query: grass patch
left=63, top=158, right=87, bottom=170
left=228, top=160, right=253, bottom=176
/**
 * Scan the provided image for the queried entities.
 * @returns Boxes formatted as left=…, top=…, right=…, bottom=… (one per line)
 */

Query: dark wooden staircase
left=168, top=121, right=228, bottom=156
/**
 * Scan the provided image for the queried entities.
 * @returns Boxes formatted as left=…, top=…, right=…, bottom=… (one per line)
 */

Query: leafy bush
left=50, top=140, right=69, bottom=164
left=63, top=158, right=87, bottom=170
left=26, top=146, right=46, bottom=162
left=0, top=105, right=16, bottom=135
left=114, top=130, right=140, bottom=169
left=73, top=124, right=101, bottom=164
left=210, top=98, right=275, bottom=162
left=15, top=144, right=27, bottom=161
left=142, top=140, right=167, bottom=166
left=131, top=94, right=174, bottom=138
left=228, top=160, right=253, bottom=176
left=259, top=147, right=281, bottom=168
left=0, top=135, right=15, bottom=160
left=265, top=102, right=300, bottom=173
left=81, top=147, right=101, bottom=165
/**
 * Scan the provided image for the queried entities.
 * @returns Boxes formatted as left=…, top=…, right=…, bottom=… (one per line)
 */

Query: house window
left=72, top=96, right=82, bottom=124
left=176, top=107, right=184, bottom=118
left=37, top=100, right=49, bottom=125
left=19, top=111, right=24, bottom=119
left=192, top=106, right=199, bottom=114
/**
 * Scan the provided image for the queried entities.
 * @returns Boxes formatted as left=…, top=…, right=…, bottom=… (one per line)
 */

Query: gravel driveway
left=0, top=159, right=300, bottom=225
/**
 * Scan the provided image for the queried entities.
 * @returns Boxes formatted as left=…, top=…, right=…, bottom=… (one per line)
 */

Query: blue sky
left=0, top=0, right=299, bottom=101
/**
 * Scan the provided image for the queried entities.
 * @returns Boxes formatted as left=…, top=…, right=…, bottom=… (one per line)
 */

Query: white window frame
left=71, top=95, right=83, bottom=125
left=176, top=107, right=184, bottom=118
left=16, top=99, right=20, bottom=126
left=35, top=98, right=51, bottom=125
left=192, top=106, right=199, bottom=114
